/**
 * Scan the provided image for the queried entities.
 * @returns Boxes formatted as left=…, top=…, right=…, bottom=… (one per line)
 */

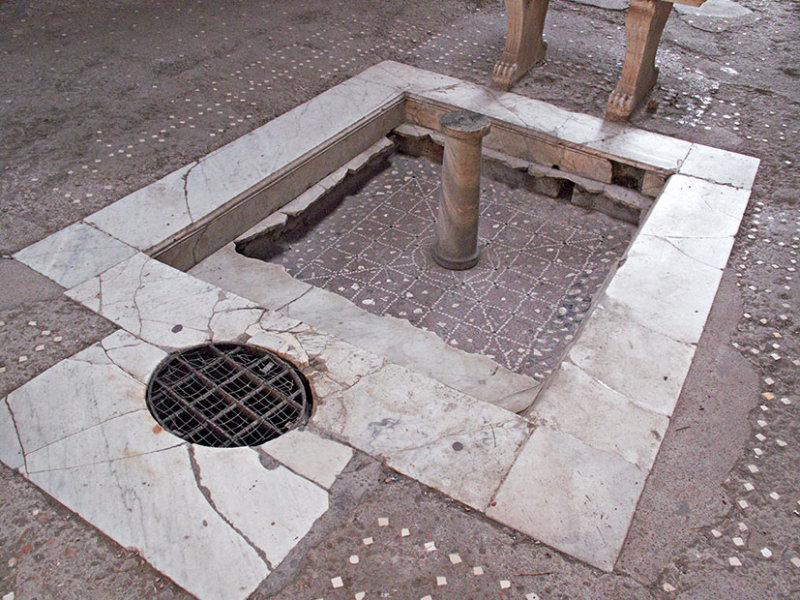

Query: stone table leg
left=432, top=111, right=491, bottom=271
left=492, top=0, right=551, bottom=90
left=606, top=0, right=673, bottom=121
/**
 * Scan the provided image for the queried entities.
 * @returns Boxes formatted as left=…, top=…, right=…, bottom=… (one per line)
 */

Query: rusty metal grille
left=146, top=343, right=312, bottom=447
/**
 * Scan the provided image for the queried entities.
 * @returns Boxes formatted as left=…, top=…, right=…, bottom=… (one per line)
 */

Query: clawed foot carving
left=606, top=87, right=635, bottom=121
left=492, top=59, right=518, bottom=90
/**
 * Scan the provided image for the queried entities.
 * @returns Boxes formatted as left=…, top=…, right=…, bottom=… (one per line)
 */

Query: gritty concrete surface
left=1, top=0, right=799, bottom=598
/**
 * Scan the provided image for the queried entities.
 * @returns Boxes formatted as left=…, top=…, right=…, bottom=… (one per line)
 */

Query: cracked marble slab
left=679, top=143, right=760, bottom=190
left=190, top=244, right=313, bottom=312
left=0, top=398, right=25, bottom=471
left=313, top=363, right=532, bottom=511
left=13, top=222, right=138, bottom=289
left=259, top=429, right=353, bottom=490
left=487, top=426, right=646, bottom=572
left=565, top=302, right=697, bottom=416
left=285, top=286, right=540, bottom=412
left=67, top=253, right=265, bottom=349
left=193, top=445, right=330, bottom=567
left=86, top=76, right=401, bottom=254
left=600, top=233, right=724, bottom=345
left=532, top=361, right=669, bottom=470
left=6, top=341, right=150, bottom=456
left=86, top=166, right=194, bottom=252
left=30, top=445, right=268, bottom=600
left=638, top=174, right=750, bottom=269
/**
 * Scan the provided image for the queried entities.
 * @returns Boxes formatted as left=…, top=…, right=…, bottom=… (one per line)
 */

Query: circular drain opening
left=146, top=343, right=312, bottom=447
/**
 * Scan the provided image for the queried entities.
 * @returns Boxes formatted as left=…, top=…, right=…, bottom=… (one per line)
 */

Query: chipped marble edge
left=14, top=62, right=758, bottom=282
left=82, top=74, right=404, bottom=253
left=358, top=61, right=760, bottom=186
left=236, top=136, right=395, bottom=245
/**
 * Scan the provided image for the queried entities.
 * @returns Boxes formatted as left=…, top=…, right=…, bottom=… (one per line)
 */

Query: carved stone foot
left=606, top=66, right=658, bottom=121
left=491, top=42, right=546, bottom=90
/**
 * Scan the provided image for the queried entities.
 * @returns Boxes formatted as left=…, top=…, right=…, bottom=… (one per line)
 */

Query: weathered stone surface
left=487, top=426, right=646, bottom=572
left=567, top=302, right=696, bottom=416
left=14, top=222, right=138, bottom=289
left=533, top=361, right=669, bottom=469
left=260, top=429, right=353, bottom=489
left=313, top=364, right=531, bottom=511
left=193, top=445, right=330, bottom=566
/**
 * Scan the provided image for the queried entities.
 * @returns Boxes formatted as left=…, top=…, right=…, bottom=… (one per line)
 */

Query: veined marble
left=314, top=363, right=532, bottom=511
left=13, top=222, right=138, bottom=289
left=66, top=253, right=265, bottom=349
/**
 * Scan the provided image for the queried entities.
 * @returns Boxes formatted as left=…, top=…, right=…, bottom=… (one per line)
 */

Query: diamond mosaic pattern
left=268, top=154, right=634, bottom=381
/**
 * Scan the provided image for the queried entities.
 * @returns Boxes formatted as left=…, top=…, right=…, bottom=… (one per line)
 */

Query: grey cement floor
left=1, top=0, right=799, bottom=598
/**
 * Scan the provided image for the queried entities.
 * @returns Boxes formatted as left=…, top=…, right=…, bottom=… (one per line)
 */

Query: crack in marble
left=644, top=234, right=725, bottom=271
left=187, top=445, right=274, bottom=571
left=26, top=441, right=186, bottom=475
left=4, top=396, right=29, bottom=475
left=182, top=160, right=200, bottom=223
left=23, top=406, right=150, bottom=456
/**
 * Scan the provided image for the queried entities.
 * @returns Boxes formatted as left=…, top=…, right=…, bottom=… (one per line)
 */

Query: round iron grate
left=146, top=343, right=312, bottom=447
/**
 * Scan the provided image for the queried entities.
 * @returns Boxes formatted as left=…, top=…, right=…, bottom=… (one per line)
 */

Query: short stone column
left=432, top=110, right=491, bottom=270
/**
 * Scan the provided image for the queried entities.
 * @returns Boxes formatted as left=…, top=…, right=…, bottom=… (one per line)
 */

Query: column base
left=432, top=245, right=481, bottom=271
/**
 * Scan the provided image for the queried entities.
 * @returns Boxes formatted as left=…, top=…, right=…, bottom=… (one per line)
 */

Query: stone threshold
left=6, top=61, right=759, bottom=595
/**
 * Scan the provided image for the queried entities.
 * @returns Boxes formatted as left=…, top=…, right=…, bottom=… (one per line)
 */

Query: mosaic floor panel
left=263, top=154, right=634, bottom=381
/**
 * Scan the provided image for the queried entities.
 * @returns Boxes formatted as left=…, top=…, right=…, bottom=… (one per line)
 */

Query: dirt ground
left=1, top=0, right=798, bottom=598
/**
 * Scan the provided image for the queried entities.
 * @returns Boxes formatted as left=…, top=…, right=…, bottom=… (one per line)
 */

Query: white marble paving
left=29, top=445, right=268, bottom=600
left=86, top=166, right=193, bottom=252
left=487, top=427, right=646, bottom=572
left=13, top=222, right=138, bottom=289
left=260, top=429, right=353, bottom=490
left=67, top=253, right=265, bottom=349
left=601, top=233, right=724, bottom=345
left=314, top=363, right=532, bottom=511
left=24, top=408, right=183, bottom=475
left=533, top=361, right=669, bottom=470
left=190, top=244, right=312, bottom=311
left=639, top=174, right=750, bottom=269
left=679, top=143, right=760, bottom=190
left=6, top=343, right=148, bottom=455
left=193, top=445, right=330, bottom=566
left=566, top=303, right=697, bottom=416
left=7, top=63, right=761, bottom=578
left=99, top=330, right=168, bottom=384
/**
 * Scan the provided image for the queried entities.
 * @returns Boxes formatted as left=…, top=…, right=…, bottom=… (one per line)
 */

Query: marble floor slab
left=2, top=63, right=759, bottom=588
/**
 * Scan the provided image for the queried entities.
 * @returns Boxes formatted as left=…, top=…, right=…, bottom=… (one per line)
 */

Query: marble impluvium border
left=7, top=60, right=759, bottom=589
